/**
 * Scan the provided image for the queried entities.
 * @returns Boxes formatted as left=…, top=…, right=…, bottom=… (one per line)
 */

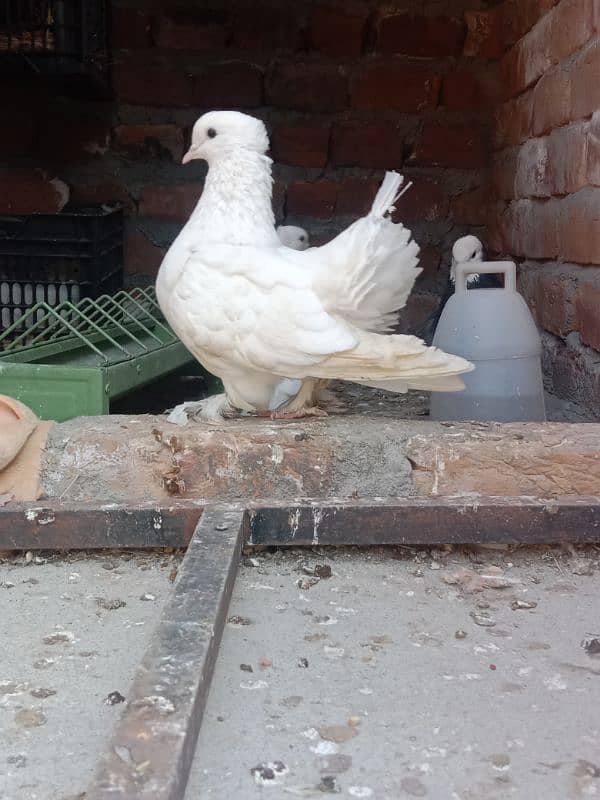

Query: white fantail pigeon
left=417, top=235, right=501, bottom=346
left=156, top=111, right=473, bottom=423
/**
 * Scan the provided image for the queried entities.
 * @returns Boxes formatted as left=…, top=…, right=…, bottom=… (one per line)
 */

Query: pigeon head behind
left=183, top=111, right=269, bottom=165
left=451, top=235, right=483, bottom=266
left=450, top=235, right=484, bottom=285
left=277, top=225, right=310, bottom=251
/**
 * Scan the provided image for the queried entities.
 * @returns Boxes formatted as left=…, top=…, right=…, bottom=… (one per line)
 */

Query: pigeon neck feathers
left=185, top=149, right=278, bottom=247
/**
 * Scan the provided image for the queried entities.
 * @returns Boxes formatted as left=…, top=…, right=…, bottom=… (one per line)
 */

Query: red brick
left=156, top=16, right=227, bottom=50
left=575, top=282, right=600, bottom=351
left=231, top=5, right=305, bottom=51
left=514, top=137, right=551, bottom=198
left=535, top=271, right=574, bottom=337
left=124, top=226, right=166, bottom=278
left=494, top=93, right=533, bottom=148
left=558, top=189, right=600, bottom=265
left=487, top=201, right=511, bottom=254
left=531, top=64, right=571, bottom=136
left=350, top=61, right=440, bottom=112
left=502, top=0, right=560, bottom=47
left=587, top=112, right=600, bottom=186
left=502, top=0, right=594, bottom=98
left=549, top=0, right=594, bottom=62
left=451, top=184, right=491, bottom=226
left=393, top=179, right=449, bottom=223
left=442, top=69, right=485, bottom=111
left=546, top=121, right=589, bottom=195
left=571, top=39, right=600, bottom=123
left=38, top=105, right=111, bottom=160
left=0, top=108, right=35, bottom=156
left=0, top=169, right=69, bottom=214
left=310, top=4, right=367, bottom=57
left=414, top=124, right=487, bottom=169
left=287, top=181, right=337, bottom=219
left=272, top=180, right=286, bottom=221
left=378, top=13, right=466, bottom=58
left=270, top=123, right=330, bottom=168
left=193, top=63, right=263, bottom=109
left=463, top=9, right=505, bottom=59
left=113, top=60, right=195, bottom=107
left=520, top=267, right=576, bottom=339
left=491, top=151, right=518, bottom=200
left=396, top=292, right=440, bottom=335
left=113, top=124, right=184, bottom=161
left=69, top=181, right=135, bottom=214
left=417, top=246, right=442, bottom=279
left=267, top=63, right=347, bottom=112
left=111, top=6, right=152, bottom=49
left=529, top=199, right=560, bottom=258
left=336, top=177, right=381, bottom=216
left=139, top=183, right=203, bottom=223
left=500, top=199, right=559, bottom=258
left=501, top=23, right=551, bottom=96
left=331, top=121, right=403, bottom=169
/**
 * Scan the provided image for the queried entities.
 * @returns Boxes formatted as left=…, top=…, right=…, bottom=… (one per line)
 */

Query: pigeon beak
left=182, top=146, right=199, bottom=165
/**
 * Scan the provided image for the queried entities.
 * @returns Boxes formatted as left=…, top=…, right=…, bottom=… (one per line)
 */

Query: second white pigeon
left=156, top=111, right=473, bottom=423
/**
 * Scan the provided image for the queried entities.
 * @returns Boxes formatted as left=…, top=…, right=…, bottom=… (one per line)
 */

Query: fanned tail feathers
left=308, top=330, right=474, bottom=394
left=369, top=171, right=412, bottom=218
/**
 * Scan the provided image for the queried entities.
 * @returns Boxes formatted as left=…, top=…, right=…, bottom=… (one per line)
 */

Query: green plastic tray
left=0, top=288, right=197, bottom=421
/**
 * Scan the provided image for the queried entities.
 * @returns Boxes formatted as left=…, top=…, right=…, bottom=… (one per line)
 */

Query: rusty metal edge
left=87, top=506, right=245, bottom=800
left=246, top=496, right=600, bottom=546
left=1, top=496, right=600, bottom=550
left=0, top=500, right=204, bottom=550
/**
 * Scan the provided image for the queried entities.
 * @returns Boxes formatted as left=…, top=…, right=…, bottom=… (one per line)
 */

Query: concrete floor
left=0, top=545, right=599, bottom=800
left=0, top=550, right=176, bottom=800
left=186, top=545, right=600, bottom=800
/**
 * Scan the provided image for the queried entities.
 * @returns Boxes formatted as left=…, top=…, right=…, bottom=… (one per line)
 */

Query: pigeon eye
left=299, top=235, right=305, bottom=242
left=207, top=128, right=217, bottom=139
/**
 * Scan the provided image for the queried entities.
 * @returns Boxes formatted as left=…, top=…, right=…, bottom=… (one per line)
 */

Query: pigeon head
left=277, top=225, right=310, bottom=251
left=451, top=235, right=484, bottom=266
left=183, top=111, right=270, bottom=164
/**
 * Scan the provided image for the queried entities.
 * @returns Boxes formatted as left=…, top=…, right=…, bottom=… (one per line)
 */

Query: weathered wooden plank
left=87, top=506, right=244, bottom=800
left=247, top=497, right=600, bottom=546
left=0, top=501, right=203, bottom=550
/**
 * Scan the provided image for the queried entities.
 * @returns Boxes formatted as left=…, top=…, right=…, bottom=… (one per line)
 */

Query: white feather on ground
left=156, top=111, right=473, bottom=423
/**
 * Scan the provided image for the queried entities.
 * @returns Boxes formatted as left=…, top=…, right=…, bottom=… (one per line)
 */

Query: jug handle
left=455, top=261, right=517, bottom=293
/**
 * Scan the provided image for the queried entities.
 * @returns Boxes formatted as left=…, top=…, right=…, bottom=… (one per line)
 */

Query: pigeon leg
left=166, top=394, right=235, bottom=425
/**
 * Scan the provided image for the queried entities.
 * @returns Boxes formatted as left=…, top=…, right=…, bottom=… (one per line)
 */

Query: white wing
left=164, top=243, right=358, bottom=377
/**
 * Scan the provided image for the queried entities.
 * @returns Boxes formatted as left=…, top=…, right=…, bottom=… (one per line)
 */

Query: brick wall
left=489, top=0, right=600, bottom=413
left=1, top=0, right=497, bottom=330
left=2, top=0, right=599, bottom=411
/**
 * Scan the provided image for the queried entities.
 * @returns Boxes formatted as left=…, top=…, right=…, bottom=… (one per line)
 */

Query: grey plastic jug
left=429, top=261, right=546, bottom=422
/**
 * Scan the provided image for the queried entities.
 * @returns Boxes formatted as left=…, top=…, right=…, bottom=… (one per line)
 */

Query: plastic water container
left=429, top=261, right=546, bottom=422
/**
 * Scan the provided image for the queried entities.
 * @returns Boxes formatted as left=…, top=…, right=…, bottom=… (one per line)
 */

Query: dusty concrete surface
left=0, top=551, right=178, bottom=800
left=187, top=545, right=600, bottom=800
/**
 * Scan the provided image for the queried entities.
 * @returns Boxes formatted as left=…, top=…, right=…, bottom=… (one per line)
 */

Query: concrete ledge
left=38, top=415, right=600, bottom=503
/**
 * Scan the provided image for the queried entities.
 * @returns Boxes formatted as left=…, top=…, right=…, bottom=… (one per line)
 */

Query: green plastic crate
left=0, top=288, right=197, bottom=421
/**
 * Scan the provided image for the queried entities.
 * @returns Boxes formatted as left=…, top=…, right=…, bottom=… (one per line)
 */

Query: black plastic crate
left=0, top=205, right=123, bottom=332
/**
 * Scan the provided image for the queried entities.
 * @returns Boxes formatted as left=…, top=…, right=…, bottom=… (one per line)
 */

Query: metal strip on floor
left=1, top=496, right=600, bottom=550
left=86, top=507, right=244, bottom=800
